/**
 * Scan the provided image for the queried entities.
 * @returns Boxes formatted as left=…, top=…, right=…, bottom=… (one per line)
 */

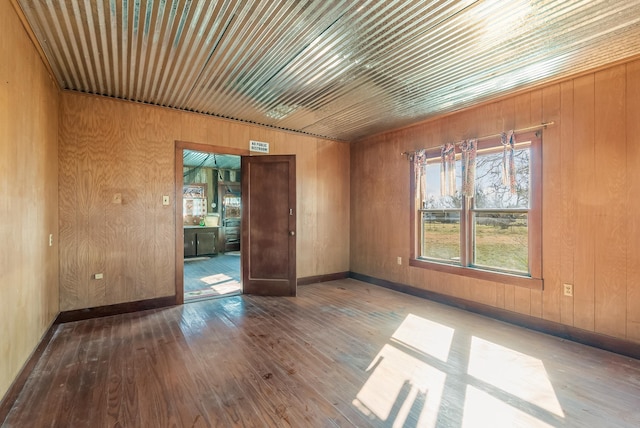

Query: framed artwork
left=183, top=184, right=206, bottom=198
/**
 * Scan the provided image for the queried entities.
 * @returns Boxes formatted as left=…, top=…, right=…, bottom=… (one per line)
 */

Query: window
left=410, top=131, right=542, bottom=289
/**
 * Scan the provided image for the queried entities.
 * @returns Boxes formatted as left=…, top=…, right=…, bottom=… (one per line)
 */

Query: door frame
left=174, top=141, right=249, bottom=304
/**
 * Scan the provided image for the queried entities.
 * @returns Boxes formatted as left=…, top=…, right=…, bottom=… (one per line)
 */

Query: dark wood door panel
left=196, top=231, right=217, bottom=256
left=248, top=161, right=289, bottom=278
left=242, top=155, right=296, bottom=296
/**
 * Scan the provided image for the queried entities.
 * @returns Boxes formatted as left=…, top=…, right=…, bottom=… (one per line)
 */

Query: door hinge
left=289, top=208, right=293, bottom=215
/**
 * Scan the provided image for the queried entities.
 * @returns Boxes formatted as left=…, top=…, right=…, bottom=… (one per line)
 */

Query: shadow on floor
left=184, top=252, right=241, bottom=301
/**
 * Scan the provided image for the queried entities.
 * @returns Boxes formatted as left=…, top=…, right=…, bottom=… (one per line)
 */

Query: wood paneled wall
left=59, top=92, right=350, bottom=311
left=351, top=58, right=640, bottom=344
left=0, top=0, right=60, bottom=400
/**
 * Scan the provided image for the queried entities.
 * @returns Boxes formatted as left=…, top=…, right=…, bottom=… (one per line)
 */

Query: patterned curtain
left=441, top=143, right=456, bottom=196
left=461, top=139, right=477, bottom=199
left=501, top=130, right=517, bottom=194
left=414, top=149, right=427, bottom=208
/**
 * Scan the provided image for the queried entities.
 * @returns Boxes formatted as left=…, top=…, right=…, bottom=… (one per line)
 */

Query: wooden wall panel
left=559, top=80, right=575, bottom=326
left=316, top=140, right=350, bottom=275
left=514, top=286, right=531, bottom=317
left=568, top=74, right=596, bottom=332
left=1, top=0, right=60, bottom=400
left=58, top=105, right=80, bottom=307
left=594, top=66, right=627, bottom=337
left=81, top=98, right=109, bottom=307
left=103, top=102, right=128, bottom=305
left=149, top=108, right=179, bottom=299
left=59, top=92, right=350, bottom=311
left=504, top=286, right=516, bottom=312
left=296, top=136, right=318, bottom=278
left=351, top=58, right=640, bottom=345
left=627, top=60, right=640, bottom=342
left=541, top=85, right=562, bottom=322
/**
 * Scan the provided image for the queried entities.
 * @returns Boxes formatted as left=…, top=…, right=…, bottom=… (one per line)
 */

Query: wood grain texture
left=5, top=280, right=640, bottom=427
left=103, top=101, right=127, bottom=305
left=296, top=136, right=318, bottom=278
left=628, top=60, right=640, bottom=342
left=242, top=155, right=296, bottom=296
left=594, top=65, right=627, bottom=337
left=559, top=80, right=575, bottom=327
left=317, top=139, right=351, bottom=275
left=351, top=59, right=640, bottom=345
left=541, top=84, right=562, bottom=322
left=571, top=74, right=596, bottom=332
left=0, top=0, right=59, bottom=402
left=59, top=92, right=350, bottom=311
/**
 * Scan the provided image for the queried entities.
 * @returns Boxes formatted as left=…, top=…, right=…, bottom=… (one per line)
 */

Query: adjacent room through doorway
left=182, top=149, right=242, bottom=302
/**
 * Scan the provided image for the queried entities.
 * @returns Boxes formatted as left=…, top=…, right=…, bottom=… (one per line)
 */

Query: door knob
left=289, top=230, right=295, bottom=236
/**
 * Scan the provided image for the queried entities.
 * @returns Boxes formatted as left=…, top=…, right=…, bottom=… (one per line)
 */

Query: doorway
left=174, top=141, right=297, bottom=303
left=176, top=142, right=245, bottom=303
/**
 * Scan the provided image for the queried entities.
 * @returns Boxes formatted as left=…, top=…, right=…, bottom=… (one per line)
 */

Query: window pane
left=421, top=211, right=461, bottom=262
left=422, top=162, right=462, bottom=209
left=473, top=212, right=528, bottom=273
left=475, top=147, right=530, bottom=209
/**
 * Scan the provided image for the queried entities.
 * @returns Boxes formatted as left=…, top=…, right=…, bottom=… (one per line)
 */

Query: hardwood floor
left=184, top=253, right=241, bottom=300
left=4, top=279, right=640, bottom=427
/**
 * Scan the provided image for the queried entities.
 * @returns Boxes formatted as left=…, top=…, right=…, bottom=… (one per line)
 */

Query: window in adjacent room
left=410, top=131, right=542, bottom=289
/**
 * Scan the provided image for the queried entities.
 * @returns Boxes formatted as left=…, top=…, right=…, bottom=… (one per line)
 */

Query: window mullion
left=460, top=197, right=472, bottom=267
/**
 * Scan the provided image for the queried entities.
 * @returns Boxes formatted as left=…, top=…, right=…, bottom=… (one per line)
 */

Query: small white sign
left=250, top=140, right=270, bottom=153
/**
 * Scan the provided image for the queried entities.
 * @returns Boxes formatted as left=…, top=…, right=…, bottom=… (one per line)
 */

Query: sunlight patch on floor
left=391, top=313, right=454, bottom=362
left=354, top=313, right=564, bottom=427
left=201, top=273, right=233, bottom=285
left=462, top=386, right=554, bottom=428
left=467, top=336, right=564, bottom=418
left=353, top=344, right=445, bottom=427
left=211, top=280, right=242, bottom=295
left=185, top=279, right=242, bottom=300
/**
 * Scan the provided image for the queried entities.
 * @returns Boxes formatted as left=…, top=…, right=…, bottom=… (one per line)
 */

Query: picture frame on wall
left=183, top=184, right=206, bottom=198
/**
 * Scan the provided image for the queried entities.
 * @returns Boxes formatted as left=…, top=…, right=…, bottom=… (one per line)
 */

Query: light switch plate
left=162, top=195, right=170, bottom=205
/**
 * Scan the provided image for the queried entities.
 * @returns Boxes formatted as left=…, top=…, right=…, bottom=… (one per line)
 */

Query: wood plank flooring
left=184, top=253, right=241, bottom=300
left=4, top=279, right=640, bottom=427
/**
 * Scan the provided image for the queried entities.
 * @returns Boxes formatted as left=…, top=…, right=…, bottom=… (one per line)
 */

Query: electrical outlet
left=94, top=273, right=104, bottom=280
left=563, top=283, right=573, bottom=297
left=397, top=256, right=402, bottom=265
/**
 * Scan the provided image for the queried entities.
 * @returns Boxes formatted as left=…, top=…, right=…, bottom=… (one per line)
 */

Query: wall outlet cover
left=563, top=283, right=573, bottom=297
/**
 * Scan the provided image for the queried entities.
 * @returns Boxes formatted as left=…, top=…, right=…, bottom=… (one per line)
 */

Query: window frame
left=409, top=131, right=543, bottom=290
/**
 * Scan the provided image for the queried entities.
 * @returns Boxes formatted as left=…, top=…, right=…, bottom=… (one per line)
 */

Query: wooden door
left=241, top=155, right=296, bottom=296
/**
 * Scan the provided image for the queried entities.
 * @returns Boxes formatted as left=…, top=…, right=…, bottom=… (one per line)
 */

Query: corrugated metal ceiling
left=183, top=150, right=240, bottom=169
left=16, top=0, right=640, bottom=141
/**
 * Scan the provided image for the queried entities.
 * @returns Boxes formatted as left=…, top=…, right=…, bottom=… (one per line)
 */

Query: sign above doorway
left=250, top=140, right=270, bottom=154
